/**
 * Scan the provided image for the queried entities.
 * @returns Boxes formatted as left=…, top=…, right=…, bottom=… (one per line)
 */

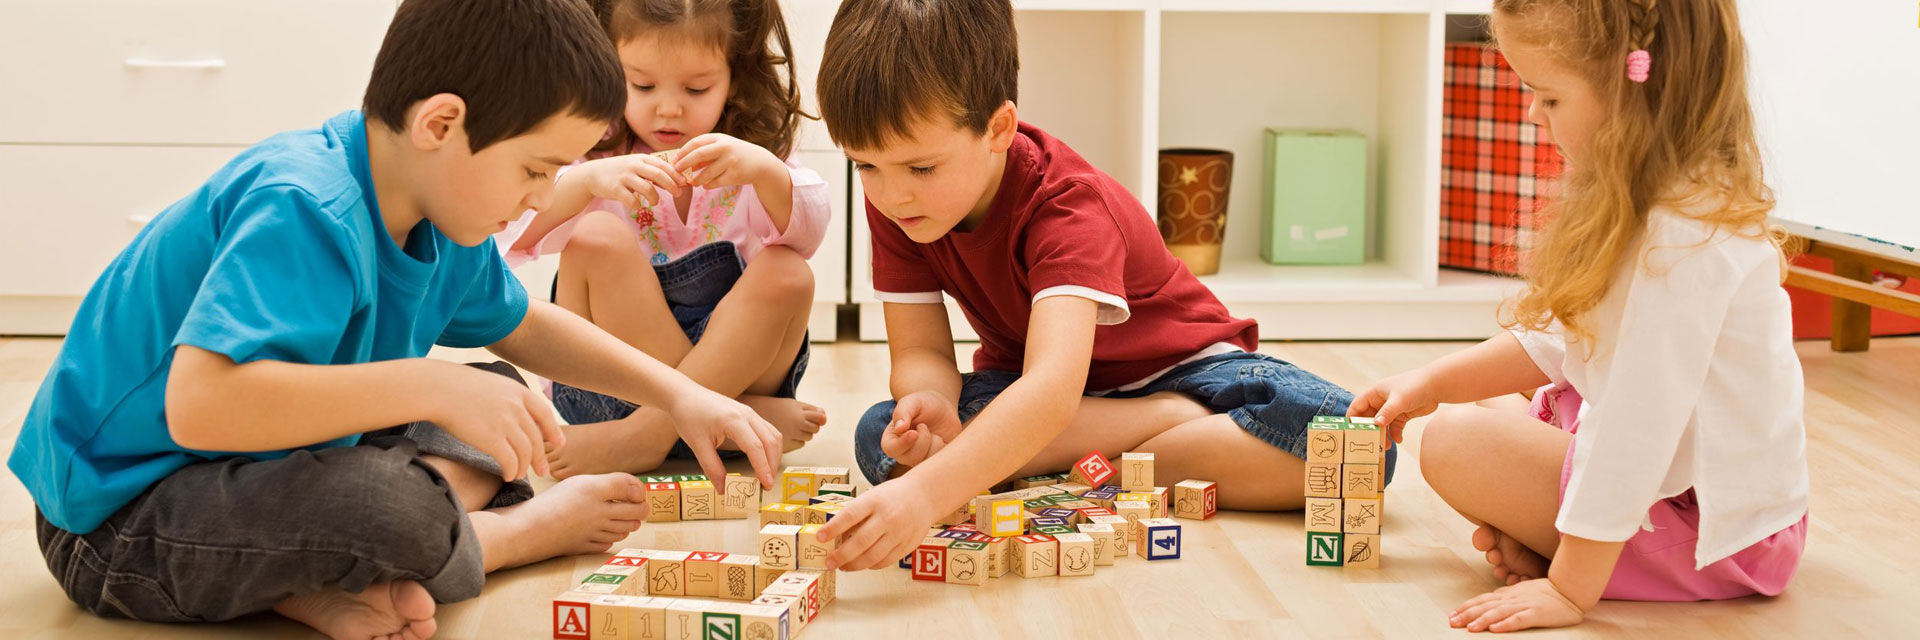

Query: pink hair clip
left=1626, top=49, right=1651, bottom=83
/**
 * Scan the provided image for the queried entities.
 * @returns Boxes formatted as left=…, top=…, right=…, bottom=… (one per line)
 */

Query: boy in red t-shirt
left=811, top=0, right=1395, bottom=570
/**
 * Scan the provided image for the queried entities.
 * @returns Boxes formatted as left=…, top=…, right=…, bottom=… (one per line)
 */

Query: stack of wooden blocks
left=759, top=467, right=855, bottom=527
left=1303, top=416, right=1384, bottom=568
left=905, top=451, right=1215, bottom=585
left=638, top=473, right=761, bottom=523
left=552, top=543, right=836, bottom=640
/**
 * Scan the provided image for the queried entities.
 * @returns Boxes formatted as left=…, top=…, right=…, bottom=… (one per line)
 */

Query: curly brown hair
left=590, top=0, right=809, bottom=157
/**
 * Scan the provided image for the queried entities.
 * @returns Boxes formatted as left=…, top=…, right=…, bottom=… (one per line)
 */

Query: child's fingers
left=815, top=497, right=864, bottom=543
left=636, top=153, right=689, bottom=186
left=726, top=420, right=776, bottom=489
left=749, top=413, right=783, bottom=479
left=1346, top=386, right=1384, bottom=418
left=672, top=139, right=722, bottom=174
left=526, top=388, right=566, bottom=451
left=687, top=440, right=733, bottom=491
left=617, top=174, right=656, bottom=207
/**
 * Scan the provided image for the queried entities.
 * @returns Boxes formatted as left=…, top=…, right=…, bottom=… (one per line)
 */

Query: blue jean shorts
left=851, top=351, right=1395, bottom=487
left=550, top=241, right=808, bottom=460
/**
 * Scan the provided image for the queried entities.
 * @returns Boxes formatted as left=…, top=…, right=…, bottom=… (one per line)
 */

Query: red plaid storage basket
left=1441, top=43, right=1563, bottom=276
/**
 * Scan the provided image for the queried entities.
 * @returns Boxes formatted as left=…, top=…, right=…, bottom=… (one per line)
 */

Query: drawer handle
left=128, top=214, right=154, bottom=227
left=123, top=58, right=227, bottom=71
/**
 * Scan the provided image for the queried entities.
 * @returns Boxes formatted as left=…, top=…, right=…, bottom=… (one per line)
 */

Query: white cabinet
left=850, top=0, right=1522, bottom=341
left=0, top=0, right=857, bottom=339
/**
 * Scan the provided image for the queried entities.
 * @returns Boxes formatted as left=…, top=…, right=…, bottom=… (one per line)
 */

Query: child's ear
left=986, top=101, right=1018, bottom=153
left=408, top=93, right=468, bottom=152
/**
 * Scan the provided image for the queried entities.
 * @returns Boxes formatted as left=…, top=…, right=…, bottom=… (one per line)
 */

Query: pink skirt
left=1532, top=383, right=1807, bottom=601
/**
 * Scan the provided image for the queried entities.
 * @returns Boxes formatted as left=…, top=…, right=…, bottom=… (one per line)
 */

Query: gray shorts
left=34, top=361, right=534, bottom=623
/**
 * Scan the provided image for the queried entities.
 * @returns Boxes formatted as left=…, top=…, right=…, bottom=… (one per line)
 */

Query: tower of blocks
left=897, top=450, right=1213, bottom=586
left=1304, top=416, right=1384, bottom=568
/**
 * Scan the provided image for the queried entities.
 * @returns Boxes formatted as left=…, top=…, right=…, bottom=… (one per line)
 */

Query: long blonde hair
left=1494, top=0, right=1781, bottom=348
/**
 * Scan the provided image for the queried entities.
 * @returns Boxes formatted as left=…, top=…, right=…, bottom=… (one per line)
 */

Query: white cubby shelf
left=854, top=1, right=1521, bottom=341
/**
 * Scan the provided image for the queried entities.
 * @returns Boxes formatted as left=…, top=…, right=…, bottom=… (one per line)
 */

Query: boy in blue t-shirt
left=5, top=0, right=783, bottom=637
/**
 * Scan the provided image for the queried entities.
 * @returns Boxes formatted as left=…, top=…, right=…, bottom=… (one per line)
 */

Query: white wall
left=1745, top=0, right=1920, bottom=248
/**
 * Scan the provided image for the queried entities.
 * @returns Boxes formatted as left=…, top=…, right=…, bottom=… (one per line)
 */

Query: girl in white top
left=1349, top=0, right=1808, bottom=632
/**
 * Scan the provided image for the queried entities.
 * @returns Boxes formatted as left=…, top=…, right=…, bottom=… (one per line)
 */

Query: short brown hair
left=592, top=0, right=807, bottom=158
left=817, top=0, right=1019, bottom=150
left=363, top=0, right=626, bottom=152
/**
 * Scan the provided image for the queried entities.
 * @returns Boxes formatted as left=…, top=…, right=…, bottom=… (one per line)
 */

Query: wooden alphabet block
left=1306, top=421, right=1346, bottom=463
left=644, top=483, right=680, bottom=523
left=801, top=502, right=842, bottom=526
left=581, top=571, right=645, bottom=597
left=554, top=592, right=593, bottom=640
left=771, top=571, right=824, bottom=619
left=797, top=523, right=834, bottom=570
left=912, top=537, right=952, bottom=581
left=1113, top=500, right=1152, bottom=543
left=1149, top=487, right=1171, bottom=518
left=978, top=498, right=1025, bottom=537
left=1067, top=451, right=1116, bottom=487
left=679, top=480, right=716, bottom=521
left=815, top=483, right=856, bottom=498
left=982, top=536, right=1011, bottom=577
left=759, top=524, right=801, bottom=570
left=1054, top=482, right=1093, bottom=497
left=812, top=466, right=851, bottom=486
left=624, top=597, right=667, bottom=640
left=717, top=474, right=760, bottom=520
left=644, top=551, right=689, bottom=596
left=1342, top=464, right=1381, bottom=500
left=1305, top=463, right=1343, bottom=499
left=1342, top=498, right=1382, bottom=535
left=1135, top=518, right=1182, bottom=560
left=1087, top=515, right=1131, bottom=556
left=719, top=555, right=759, bottom=601
left=754, top=567, right=786, bottom=595
left=945, top=540, right=988, bottom=585
left=1077, top=523, right=1118, bottom=565
left=1013, top=534, right=1059, bottom=578
left=1055, top=532, right=1096, bottom=576
left=1343, top=419, right=1384, bottom=464
left=1306, top=531, right=1344, bottom=566
left=662, top=600, right=705, bottom=640
left=682, top=551, right=725, bottom=598
left=779, top=468, right=816, bottom=505
left=737, top=602, right=791, bottom=640
left=1173, top=480, right=1218, bottom=520
left=1014, top=473, right=1062, bottom=489
left=1304, top=497, right=1343, bottom=533
left=751, top=594, right=804, bottom=636
left=759, top=503, right=802, bottom=527
left=1343, top=533, right=1381, bottom=568
left=590, top=594, right=640, bottom=640
left=1120, top=452, right=1155, bottom=491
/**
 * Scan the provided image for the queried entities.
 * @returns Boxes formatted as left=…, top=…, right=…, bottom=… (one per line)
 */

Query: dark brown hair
left=593, top=0, right=807, bottom=158
left=817, top=0, right=1019, bottom=150
left=363, top=0, right=626, bottom=152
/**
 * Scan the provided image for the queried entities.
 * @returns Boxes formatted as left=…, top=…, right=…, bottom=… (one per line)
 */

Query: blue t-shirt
left=8, top=111, right=530, bottom=534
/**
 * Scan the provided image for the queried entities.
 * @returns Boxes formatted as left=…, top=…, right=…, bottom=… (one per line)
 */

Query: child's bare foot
left=473, top=473, right=649, bottom=571
left=274, top=580, right=437, bottom=640
left=547, top=410, right=678, bottom=478
left=1471, top=524, right=1550, bottom=585
left=737, top=395, right=825, bottom=452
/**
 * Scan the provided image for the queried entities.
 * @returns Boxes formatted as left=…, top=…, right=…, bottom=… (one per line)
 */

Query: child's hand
left=892, top=390, right=964, bottom=443
left=672, top=133, right=785, bottom=189
left=581, top=154, right=688, bottom=210
left=1449, top=578, right=1586, bottom=632
left=1346, top=370, right=1440, bottom=448
left=815, top=477, right=941, bottom=571
left=428, top=361, right=564, bottom=482
left=664, top=386, right=784, bottom=489
left=879, top=420, right=949, bottom=467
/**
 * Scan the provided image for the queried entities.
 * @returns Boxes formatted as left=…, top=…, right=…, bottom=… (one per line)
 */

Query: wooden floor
left=2, top=336, right=1918, bottom=639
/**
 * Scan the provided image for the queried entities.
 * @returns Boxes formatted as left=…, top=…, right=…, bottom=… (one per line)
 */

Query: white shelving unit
left=852, top=0, right=1521, bottom=341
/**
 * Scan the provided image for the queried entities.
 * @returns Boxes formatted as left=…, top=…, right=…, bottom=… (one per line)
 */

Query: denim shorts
left=549, top=241, right=808, bottom=460
left=852, top=351, right=1396, bottom=487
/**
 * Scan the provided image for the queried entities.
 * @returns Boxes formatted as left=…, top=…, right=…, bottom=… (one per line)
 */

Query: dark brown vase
left=1157, top=148, right=1234, bottom=275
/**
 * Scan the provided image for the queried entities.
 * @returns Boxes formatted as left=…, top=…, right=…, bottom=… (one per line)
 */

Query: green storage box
left=1261, top=129, right=1367, bottom=265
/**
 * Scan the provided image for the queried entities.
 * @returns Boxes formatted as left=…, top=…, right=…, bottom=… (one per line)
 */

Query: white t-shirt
left=1512, top=205, right=1808, bottom=569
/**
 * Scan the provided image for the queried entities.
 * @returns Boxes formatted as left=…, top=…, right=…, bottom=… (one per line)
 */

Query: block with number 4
left=1135, top=518, right=1182, bottom=560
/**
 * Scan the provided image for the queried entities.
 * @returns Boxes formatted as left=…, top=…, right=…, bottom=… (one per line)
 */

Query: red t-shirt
left=869, top=122, right=1258, bottom=391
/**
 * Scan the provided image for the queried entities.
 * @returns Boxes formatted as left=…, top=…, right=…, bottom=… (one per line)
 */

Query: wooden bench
left=1784, top=232, right=1920, bottom=352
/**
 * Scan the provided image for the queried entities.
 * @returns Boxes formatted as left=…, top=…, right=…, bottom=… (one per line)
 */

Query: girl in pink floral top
left=498, top=0, right=829, bottom=477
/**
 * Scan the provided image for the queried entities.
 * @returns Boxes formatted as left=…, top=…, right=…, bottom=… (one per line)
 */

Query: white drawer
left=0, top=144, right=245, bottom=296
left=793, top=150, right=850, bottom=303
left=0, top=0, right=396, bottom=145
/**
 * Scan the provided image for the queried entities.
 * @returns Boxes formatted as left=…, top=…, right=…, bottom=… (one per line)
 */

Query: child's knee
left=1418, top=405, right=1479, bottom=485
left=742, top=246, right=815, bottom=307
left=852, top=400, right=898, bottom=484
left=561, top=210, right=642, bottom=263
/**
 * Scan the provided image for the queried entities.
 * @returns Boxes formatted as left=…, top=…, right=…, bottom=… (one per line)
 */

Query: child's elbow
left=164, top=347, right=229, bottom=450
